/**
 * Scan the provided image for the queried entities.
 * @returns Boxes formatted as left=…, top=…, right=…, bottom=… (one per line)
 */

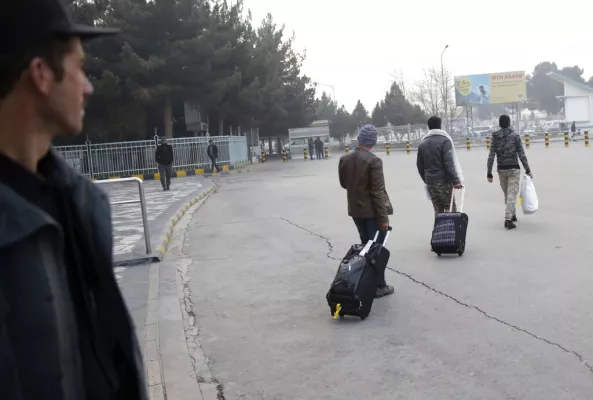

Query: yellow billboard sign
left=454, top=71, right=526, bottom=106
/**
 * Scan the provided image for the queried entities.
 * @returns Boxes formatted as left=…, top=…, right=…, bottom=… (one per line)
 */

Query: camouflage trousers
left=498, top=169, right=521, bottom=220
left=426, top=183, right=455, bottom=215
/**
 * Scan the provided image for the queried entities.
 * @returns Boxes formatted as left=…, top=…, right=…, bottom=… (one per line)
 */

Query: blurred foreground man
left=487, top=115, right=532, bottom=229
left=0, top=1, right=146, bottom=399
left=416, top=116, right=463, bottom=215
left=339, top=124, right=395, bottom=298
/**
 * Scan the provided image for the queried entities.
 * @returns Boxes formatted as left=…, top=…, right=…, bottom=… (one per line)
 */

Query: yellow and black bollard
left=545, top=133, right=549, bottom=148
left=386, top=142, right=391, bottom=156
left=303, top=147, right=308, bottom=160
left=282, top=150, right=287, bottom=163
left=564, top=132, right=569, bottom=148
left=406, top=141, right=411, bottom=155
left=261, top=151, right=266, bottom=163
left=466, top=137, right=470, bottom=151
left=525, top=134, right=530, bottom=150
left=486, top=137, right=491, bottom=151
left=585, top=131, right=589, bottom=148
left=324, top=146, right=329, bottom=159
left=345, top=145, right=349, bottom=153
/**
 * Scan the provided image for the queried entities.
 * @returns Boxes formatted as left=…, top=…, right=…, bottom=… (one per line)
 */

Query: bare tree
left=389, top=68, right=412, bottom=101
left=411, top=66, right=463, bottom=132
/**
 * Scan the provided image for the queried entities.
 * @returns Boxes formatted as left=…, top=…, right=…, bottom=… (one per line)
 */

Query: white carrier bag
left=519, top=175, right=538, bottom=214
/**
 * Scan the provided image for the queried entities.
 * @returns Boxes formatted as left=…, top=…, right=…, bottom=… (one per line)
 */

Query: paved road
left=97, top=175, right=213, bottom=262
left=174, top=145, right=593, bottom=399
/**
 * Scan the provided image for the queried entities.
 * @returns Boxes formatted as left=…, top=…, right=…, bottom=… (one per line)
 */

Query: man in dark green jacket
left=487, top=115, right=533, bottom=229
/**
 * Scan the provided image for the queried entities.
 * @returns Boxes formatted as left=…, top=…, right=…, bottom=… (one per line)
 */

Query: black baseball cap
left=1, top=0, right=119, bottom=56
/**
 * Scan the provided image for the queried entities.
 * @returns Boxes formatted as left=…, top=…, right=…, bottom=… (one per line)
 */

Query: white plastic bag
left=519, top=175, right=538, bottom=214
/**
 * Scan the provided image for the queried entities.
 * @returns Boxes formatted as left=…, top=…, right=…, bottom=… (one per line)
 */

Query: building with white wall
left=546, top=71, right=593, bottom=129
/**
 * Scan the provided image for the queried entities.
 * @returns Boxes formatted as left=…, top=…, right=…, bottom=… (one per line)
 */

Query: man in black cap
left=0, top=1, right=146, bottom=399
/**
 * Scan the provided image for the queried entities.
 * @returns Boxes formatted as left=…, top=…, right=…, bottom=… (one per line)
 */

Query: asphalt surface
left=179, top=144, right=593, bottom=399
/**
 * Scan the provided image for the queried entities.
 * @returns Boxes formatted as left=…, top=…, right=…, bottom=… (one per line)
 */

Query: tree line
left=62, top=0, right=317, bottom=143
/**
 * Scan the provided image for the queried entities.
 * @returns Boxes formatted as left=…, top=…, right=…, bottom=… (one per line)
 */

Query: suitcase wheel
left=436, top=253, right=442, bottom=257
left=360, top=316, right=366, bottom=320
left=457, top=251, right=463, bottom=257
left=339, top=313, right=344, bottom=319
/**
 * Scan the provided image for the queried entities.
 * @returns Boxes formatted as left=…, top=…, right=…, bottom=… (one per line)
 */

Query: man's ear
left=28, top=57, right=54, bottom=95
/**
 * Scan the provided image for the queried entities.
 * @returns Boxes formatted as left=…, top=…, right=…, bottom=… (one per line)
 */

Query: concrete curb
left=92, top=164, right=252, bottom=181
left=153, top=185, right=217, bottom=261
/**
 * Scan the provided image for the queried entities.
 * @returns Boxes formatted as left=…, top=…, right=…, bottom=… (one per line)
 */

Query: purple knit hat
left=358, top=124, right=377, bottom=146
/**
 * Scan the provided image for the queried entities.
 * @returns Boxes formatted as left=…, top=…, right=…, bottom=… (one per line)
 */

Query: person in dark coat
left=308, top=137, right=314, bottom=159
left=207, top=139, right=221, bottom=172
left=314, top=136, right=324, bottom=159
left=155, top=137, right=174, bottom=190
left=0, top=1, right=146, bottom=399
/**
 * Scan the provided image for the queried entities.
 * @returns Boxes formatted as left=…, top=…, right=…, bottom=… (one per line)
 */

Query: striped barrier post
left=386, top=142, right=390, bottom=156
left=406, top=142, right=411, bottom=155
left=585, top=131, right=589, bottom=148
left=486, top=137, right=491, bottom=151
left=564, top=132, right=569, bottom=148
left=525, top=134, right=530, bottom=150
left=466, top=137, right=470, bottom=151
left=303, top=148, right=308, bottom=160
left=261, top=151, right=266, bottom=163
left=545, top=133, right=549, bottom=148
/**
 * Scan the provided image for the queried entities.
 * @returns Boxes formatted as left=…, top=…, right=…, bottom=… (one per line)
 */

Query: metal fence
left=55, top=135, right=249, bottom=179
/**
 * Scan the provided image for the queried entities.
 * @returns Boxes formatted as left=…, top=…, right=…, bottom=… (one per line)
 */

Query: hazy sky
left=244, top=0, right=592, bottom=113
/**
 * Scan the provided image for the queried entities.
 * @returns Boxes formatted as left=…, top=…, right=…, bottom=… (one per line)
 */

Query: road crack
left=281, top=217, right=593, bottom=376
left=177, top=196, right=226, bottom=400
left=279, top=217, right=341, bottom=261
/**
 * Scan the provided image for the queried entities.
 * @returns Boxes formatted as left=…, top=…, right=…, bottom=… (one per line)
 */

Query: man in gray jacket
left=0, top=1, right=146, bottom=399
left=487, top=115, right=533, bottom=229
left=417, top=116, right=463, bottom=215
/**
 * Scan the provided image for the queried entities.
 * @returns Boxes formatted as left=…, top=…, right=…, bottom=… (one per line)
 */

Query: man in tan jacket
left=339, top=124, right=395, bottom=298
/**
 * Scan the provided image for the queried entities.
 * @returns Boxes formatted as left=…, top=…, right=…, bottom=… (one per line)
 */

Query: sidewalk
left=142, top=200, right=220, bottom=400
left=99, top=175, right=214, bottom=264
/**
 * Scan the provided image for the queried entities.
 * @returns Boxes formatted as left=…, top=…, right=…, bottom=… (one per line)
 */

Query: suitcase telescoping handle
left=372, top=226, right=392, bottom=247
left=360, top=227, right=392, bottom=257
left=449, top=185, right=465, bottom=213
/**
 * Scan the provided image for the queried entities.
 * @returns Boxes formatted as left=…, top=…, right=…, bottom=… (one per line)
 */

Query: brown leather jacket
left=338, top=147, right=393, bottom=224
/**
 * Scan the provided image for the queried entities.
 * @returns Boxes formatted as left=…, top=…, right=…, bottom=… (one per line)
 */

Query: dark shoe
left=162, top=187, right=167, bottom=191
left=505, top=220, right=516, bottom=229
left=511, top=215, right=517, bottom=222
left=167, top=186, right=170, bottom=191
left=375, top=285, right=395, bottom=298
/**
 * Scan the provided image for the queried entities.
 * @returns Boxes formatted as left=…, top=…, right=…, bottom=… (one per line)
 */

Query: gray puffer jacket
left=487, top=128, right=530, bottom=177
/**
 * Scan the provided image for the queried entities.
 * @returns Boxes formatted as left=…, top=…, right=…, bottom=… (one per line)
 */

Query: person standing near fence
left=0, top=0, right=146, bottom=399
left=314, top=136, right=324, bottom=159
left=487, top=115, right=533, bottom=230
left=207, top=139, right=221, bottom=173
left=155, top=137, right=173, bottom=190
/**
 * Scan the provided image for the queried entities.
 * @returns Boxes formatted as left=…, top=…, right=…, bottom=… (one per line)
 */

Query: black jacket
left=207, top=143, right=219, bottom=158
left=314, top=138, right=324, bottom=151
left=0, top=151, right=146, bottom=400
left=487, top=128, right=530, bottom=177
left=155, top=144, right=173, bottom=165
left=416, top=131, right=460, bottom=185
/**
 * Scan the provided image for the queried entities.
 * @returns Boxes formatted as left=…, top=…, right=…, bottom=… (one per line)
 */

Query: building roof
left=546, top=71, right=593, bottom=92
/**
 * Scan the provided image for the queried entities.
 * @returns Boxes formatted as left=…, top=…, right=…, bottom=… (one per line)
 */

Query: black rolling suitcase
left=431, top=186, right=468, bottom=257
left=326, top=228, right=392, bottom=320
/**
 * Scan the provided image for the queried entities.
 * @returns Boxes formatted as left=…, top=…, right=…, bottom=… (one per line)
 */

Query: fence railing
left=55, top=135, right=249, bottom=179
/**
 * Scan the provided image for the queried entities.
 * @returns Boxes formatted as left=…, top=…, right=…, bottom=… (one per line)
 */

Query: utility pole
left=440, top=44, right=449, bottom=131
left=313, top=81, right=336, bottom=111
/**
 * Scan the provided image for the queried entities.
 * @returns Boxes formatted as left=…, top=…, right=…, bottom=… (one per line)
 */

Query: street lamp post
left=313, top=81, right=336, bottom=108
left=441, top=44, right=449, bottom=131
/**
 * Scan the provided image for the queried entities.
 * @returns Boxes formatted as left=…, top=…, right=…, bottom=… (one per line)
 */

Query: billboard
left=454, top=71, right=526, bottom=106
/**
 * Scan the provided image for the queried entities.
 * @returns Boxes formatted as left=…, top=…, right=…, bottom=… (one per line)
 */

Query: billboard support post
left=466, top=106, right=474, bottom=141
